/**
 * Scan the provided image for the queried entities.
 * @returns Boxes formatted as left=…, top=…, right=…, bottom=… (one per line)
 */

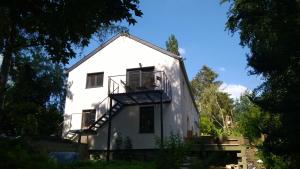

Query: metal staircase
left=82, top=102, right=124, bottom=134
left=64, top=99, right=124, bottom=142
left=65, top=70, right=171, bottom=145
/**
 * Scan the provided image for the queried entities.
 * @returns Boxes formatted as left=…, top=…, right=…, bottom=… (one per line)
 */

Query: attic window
left=86, top=72, right=104, bottom=88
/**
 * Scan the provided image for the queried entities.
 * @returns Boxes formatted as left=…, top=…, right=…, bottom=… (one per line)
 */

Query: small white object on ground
left=257, top=159, right=263, bottom=164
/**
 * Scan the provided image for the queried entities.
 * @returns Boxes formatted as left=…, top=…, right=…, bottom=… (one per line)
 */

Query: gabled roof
left=67, top=32, right=199, bottom=114
left=66, top=32, right=181, bottom=73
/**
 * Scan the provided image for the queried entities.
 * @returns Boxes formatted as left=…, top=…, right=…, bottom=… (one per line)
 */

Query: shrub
left=155, top=132, right=189, bottom=169
left=69, top=160, right=155, bottom=169
left=124, top=136, right=132, bottom=149
left=0, top=138, right=63, bottom=169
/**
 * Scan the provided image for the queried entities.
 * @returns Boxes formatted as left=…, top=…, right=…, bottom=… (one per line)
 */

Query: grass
left=0, top=138, right=155, bottom=169
left=67, top=160, right=155, bottom=169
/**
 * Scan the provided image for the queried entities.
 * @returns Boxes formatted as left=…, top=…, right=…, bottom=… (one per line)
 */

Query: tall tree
left=234, top=93, right=267, bottom=143
left=191, top=65, right=234, bottom=135
left=0, top=0, right=142, bottom=114
left=1, top=49, right=66, bottom=136
left=223, top=0, right=300, bottom=167
left=166, top=34, right=180, bottom=55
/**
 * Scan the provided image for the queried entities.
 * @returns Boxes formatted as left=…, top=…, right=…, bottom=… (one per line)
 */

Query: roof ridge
left=66, top=32, right=181, bottom=73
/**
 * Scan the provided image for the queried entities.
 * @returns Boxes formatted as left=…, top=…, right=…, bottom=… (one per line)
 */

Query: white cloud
left=219, top=67, right=226, bottom=72
left=178, top=47, right=186, bottom=55
left=219, top=83, right=248, bottom=100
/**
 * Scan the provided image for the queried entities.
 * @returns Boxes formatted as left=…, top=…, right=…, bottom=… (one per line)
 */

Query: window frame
left=86, top=72, right=104, bottom=88
left=81, top=109, right=96, bottom=129
left=139, top=106, right=155, bottom=134
left=126, top=66, right=155, bottom=91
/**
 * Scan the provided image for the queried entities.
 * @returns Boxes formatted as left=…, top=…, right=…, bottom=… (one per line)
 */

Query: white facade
left=64, top=33, right=199, bottom=150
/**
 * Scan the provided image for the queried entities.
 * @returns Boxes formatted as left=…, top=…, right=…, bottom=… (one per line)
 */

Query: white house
left=63, top=33, right=199, bottom=158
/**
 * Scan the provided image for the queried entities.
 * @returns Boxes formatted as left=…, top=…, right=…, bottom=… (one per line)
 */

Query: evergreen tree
left=191, top=65, right=233, bottom=136
left=223, top=0, right=300, bottom=167
left=166, top=34, right=180, bottom=55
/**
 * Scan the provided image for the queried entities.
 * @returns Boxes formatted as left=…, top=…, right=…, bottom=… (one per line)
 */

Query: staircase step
left=85, top=101, right=124, bottom=133
left=181, top=162, right=191, bottom=167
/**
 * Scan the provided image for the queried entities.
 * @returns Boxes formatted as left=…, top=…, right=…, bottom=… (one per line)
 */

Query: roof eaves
left=179, top=59, right=200, bottom=115
left=125, top=34, right=181, bottom=60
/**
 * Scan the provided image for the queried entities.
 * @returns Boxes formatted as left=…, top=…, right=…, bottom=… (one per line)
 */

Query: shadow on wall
left=66, top=81, right=74, bottom=101
left=161, top=60, right=184, bottom=137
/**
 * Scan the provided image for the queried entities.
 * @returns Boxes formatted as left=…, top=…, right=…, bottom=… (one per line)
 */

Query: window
left=86, top=72, right=104, bottom=88
left=81, top=109, right=96, bottom=128
left=139, top=106, right=154, bottom=133
left=127, top=66, right=154, bottom=91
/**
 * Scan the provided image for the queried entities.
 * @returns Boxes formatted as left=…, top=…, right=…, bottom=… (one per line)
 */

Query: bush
left=155, top=132, right=189, bottom=169
left=190, top=152, right=234, bottom=169
left=69, top=160, right=155, bottom=169
left=0, top=138, right=63, bottom=169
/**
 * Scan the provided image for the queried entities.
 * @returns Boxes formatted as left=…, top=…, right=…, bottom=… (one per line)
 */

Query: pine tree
left=191, top=65, right=233, bottom=135
left=166, top=34, right=180, bottom=55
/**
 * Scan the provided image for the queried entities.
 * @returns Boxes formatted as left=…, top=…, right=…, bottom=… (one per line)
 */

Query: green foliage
left=258, top=151, right=290, bottom=169
left=200, top=114, right=221, bottom=136
left=0, top=0, right=142, bottom=62
left=224, top=0, right=300, bottom=167
left=0, top=138, right=63, bottom=169
left=113, top=134, right=134, bottom=161
left=166, top=34, right=180, bottom=55
left=191, top=65, right=221, bottom=100
left=115, top=133, right=123, bottom=150
left=0, top=0, right=143, bottom=119
left=191, top=152, right=235, bottom=169
left=0, top=50, right=66, bottom=136
left=124, top=136, right=133, bottom=149
left=191, top=65, right=234, bottom=136
left=0, top=138, right=155, bottom=169
left=69, top=160, right=155, bottom=169
left=155, top=133, right=189, bottom=169
left=234, top=93, right=264, bottom=142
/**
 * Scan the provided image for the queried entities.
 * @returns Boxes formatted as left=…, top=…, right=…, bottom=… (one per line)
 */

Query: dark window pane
left=82, top=109, right=96, bottom=128
left=127, top=67, right=154, bottom=91
left=86, top=72, right=104, bottom=88
left=142, top=71, right=154, bottom=90
left=127, top=71, right=140, bottom=91
left=140, top=106, right=154, bottom=133
left=96, top=73, right=103, bottom=86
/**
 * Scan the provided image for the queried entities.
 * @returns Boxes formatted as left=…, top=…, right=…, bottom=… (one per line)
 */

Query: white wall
left=64, top=35, right=199, bottom=150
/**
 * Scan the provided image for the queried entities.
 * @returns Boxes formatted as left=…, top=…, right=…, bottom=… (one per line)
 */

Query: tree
left=0, top=0, right=142, bottom=114
left=166, top=34, right=180, bottom=55
left=191, top=65, right=234, bottom=136
left=234, top=93, right=266, bottom=143
left=223, top=0, right=300, bottom=167
left=0, top=49, right=66, bottom=136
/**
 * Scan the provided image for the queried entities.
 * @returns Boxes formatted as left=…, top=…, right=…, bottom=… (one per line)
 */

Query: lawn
left=0, top=138, right=155, bottom=169
left=68, top=160, right=155, bottom=169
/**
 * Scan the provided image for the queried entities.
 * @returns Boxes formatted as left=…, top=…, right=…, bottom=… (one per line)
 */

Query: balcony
left=108, top=70, right=172, bottom=105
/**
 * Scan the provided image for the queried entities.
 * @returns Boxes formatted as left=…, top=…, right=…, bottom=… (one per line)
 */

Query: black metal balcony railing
left=108, top=71, right=172, bottom=104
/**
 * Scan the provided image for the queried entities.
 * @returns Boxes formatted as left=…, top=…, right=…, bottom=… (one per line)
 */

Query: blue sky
left=69, top=0, right=262, bottom=99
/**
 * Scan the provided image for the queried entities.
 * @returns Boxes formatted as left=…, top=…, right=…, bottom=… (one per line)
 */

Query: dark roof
left=66, top=32, right=199, bottom=114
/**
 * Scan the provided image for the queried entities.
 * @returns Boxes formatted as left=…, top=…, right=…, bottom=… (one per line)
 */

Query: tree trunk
left=0, top=51, right=12, bottom=110
left=0, top=19, right=15, bottom=113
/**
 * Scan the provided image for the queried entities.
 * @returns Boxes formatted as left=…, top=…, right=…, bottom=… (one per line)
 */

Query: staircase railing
left=108, top=75, right=122, bottom=94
